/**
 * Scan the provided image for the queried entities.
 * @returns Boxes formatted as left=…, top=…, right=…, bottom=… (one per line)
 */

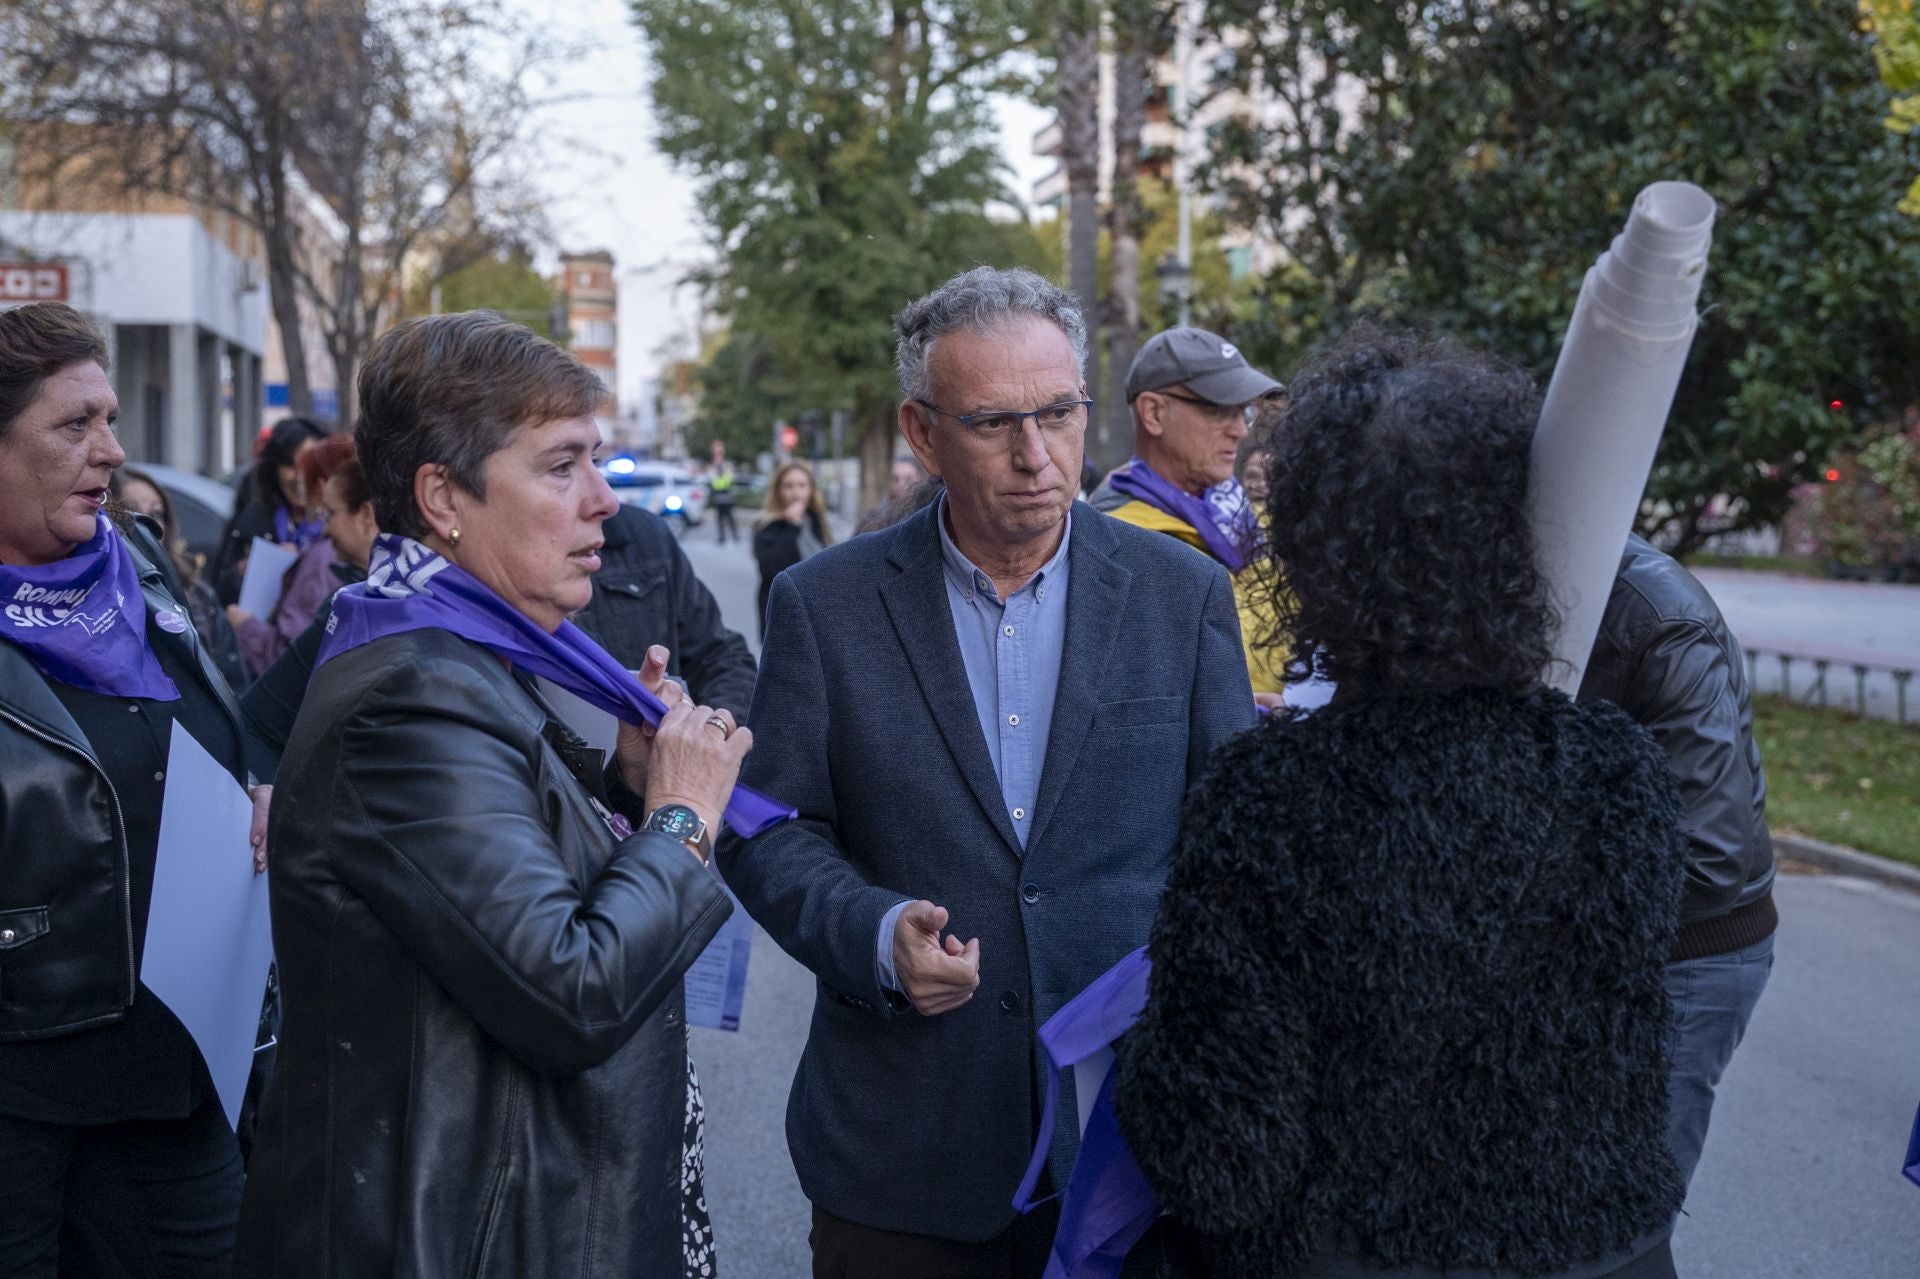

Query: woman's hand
left=248, top=784, right=272, bottom=873
left=614, top=645, right=686, bottom=794
left=784, top=498, right=809, bottom=526
left=226, top=605, right=255, bottom=628
left=644, top=700, right=752, bottom=843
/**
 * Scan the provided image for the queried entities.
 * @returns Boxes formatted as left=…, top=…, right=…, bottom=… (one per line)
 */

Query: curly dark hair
left=1257, top=326, right=1557, bottom=695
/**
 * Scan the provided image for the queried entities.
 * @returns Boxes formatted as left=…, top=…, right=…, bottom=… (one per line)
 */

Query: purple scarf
left=0, top=514, right=180, bottom=701
left=1105, top=459, right=1259, bottom=572
left=1013, top=946, right=1163, bottom=1279
left=273, top=505, right=325, bottom=551
left=317, top=535, right=794, bottom=837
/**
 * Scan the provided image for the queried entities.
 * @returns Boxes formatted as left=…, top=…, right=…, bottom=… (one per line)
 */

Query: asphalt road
left=673, top=519, right=1920, bottom=1278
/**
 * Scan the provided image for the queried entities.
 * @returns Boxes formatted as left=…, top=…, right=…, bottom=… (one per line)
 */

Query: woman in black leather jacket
left=234, top=311, right=754, bottom=1279
left=0, top=303, right=266, bottom=1275
left=1116, top=330, right=1690, bottom=1279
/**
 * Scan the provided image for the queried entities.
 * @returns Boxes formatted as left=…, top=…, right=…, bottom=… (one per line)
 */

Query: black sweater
left=1116, top=687, right=1687, bottom=1278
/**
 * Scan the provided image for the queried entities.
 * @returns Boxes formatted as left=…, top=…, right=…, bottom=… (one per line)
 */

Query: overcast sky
left=518, top=0, right=1053, bottom=404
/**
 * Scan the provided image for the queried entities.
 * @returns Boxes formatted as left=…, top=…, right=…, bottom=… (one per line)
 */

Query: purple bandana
left=1106, top=458, right=1259, bottom=572
left=317, top=535, right=795, bottom=837
left=273, top=505, right=325, bottom=551
left=1013, top=946, right=1163, bottom=1278
left=0, top=514, right=180, bottom=701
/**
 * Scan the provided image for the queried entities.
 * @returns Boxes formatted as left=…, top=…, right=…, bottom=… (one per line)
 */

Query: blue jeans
left=1664, top=933, right=1775, bottom=1189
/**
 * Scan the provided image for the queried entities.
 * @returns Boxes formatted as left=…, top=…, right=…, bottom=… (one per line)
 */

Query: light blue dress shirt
left=875, top=499, right=1073, bottom=996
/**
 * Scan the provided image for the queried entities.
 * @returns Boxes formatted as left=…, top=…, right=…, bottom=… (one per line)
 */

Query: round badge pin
left=154, top=610, right=189, bottom=635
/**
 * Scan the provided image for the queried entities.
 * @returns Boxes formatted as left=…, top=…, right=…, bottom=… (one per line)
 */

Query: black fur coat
left=1115, top=687, right=1688, bottom=1277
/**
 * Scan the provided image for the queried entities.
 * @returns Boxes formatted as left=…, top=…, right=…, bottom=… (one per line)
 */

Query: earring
left=448, top=527, right=461, bottom=545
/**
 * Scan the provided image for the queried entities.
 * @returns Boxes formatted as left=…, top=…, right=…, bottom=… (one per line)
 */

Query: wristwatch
left=643, top=804, right=712, bottom=864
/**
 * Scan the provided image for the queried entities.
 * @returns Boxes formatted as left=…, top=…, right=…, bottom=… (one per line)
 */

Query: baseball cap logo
left=1220, top=342, right=1238, bottom=359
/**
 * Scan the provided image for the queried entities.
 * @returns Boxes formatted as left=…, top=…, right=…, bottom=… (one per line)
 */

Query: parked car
left=134, top=462, right=238, bottom=564
left=599, top=456, right=708, bottom=530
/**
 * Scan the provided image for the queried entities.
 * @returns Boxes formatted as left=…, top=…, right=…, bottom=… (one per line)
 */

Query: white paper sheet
left=1073, top=1048, right=1115, bottom=1135
left=535, top=676, right=753, bottom=1032
left=235, top=535, right=298, bottom=620
left=142, top=722, right=276, bottom=1131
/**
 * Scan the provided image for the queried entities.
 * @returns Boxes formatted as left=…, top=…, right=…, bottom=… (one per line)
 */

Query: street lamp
left=1155, top=252, right=1191, bottom=323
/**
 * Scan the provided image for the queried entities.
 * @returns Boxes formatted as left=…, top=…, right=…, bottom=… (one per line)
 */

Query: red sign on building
left=0, top=264, right=69, bottom=303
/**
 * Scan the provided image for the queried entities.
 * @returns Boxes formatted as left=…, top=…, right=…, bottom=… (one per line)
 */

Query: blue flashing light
left=606, top=455, right=638, bottom=476
left=664, top=495, right=684, bottom=511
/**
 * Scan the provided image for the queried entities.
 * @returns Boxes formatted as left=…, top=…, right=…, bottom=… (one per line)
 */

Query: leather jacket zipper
left=0, top=705, right=137, bottom=1005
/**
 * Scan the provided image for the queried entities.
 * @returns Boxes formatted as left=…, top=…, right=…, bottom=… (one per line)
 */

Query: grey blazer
left=719, top=501, right=1255, bottom=1242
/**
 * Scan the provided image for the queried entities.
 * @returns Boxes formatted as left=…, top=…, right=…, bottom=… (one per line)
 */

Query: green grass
left=1754, top=696, right=1920, bottom=866
left=1684, top=553, right=1824, bottom=578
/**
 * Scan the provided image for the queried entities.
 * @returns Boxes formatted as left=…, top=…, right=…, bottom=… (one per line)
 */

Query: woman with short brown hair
left=0, top=301, right=262, bottom=1276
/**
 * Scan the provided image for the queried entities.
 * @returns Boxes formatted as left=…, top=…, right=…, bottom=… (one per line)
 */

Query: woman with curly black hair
left=1114, top=328, right=1689, bottom=1279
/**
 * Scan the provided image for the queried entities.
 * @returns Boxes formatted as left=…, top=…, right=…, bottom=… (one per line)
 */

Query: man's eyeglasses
left=914, top=398, right=1093, bottom=442
left=1154, top=390, right=1258, bottom=427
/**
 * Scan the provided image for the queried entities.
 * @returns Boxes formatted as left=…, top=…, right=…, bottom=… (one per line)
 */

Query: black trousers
left=713, top=503, right=738, bottom=543
left=0, top=1091, right=242, bottom=1279
left=811, top=1203, right=1207, bottom=1279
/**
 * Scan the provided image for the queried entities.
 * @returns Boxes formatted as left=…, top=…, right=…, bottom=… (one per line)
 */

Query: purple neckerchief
left=273, top=505, right=326, bottom=551
left=1013, top=946, right=1162, bottom=1279
left=1105, top=459, right=1256, bottom=571
left=0, top=514, right=180, bottom=701
left=1905, top=1101, right=1920, bottom=1188
left=316, top=535, right=795, bottom=838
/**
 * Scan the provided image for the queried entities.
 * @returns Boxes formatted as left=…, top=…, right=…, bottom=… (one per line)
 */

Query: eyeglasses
left=914, top=398, right=1093, bottom=442
left=1154, top=390, right=1258, bottom=427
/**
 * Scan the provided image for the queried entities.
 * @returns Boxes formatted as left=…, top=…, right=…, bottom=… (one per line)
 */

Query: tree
left=1058, top=0, right=1105, bottom=458
left=405, top=245, right=559, bottom=338
left=1865, top=0, right=1920, bottom=214
left=1202, top=0, right=1920, bottom=553
left=1100, top=0, right=1164, bottom=465
left=1, top=0, right=553, bottom=422
left=632, top=0, right=1055, bottom=510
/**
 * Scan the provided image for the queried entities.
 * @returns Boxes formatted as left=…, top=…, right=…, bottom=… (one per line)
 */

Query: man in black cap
left=1091, top=325, right=1288, bottom=703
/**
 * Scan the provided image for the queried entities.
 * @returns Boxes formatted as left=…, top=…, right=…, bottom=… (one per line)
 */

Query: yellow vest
left=1098, top=497, right=1288, bottom=696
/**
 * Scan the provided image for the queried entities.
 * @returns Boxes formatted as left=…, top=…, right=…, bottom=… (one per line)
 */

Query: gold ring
left=703, top=715, right=732, bottom=738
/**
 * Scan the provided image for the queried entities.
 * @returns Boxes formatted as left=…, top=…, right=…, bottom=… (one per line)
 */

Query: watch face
left=649, top=805, right=700, bottom=840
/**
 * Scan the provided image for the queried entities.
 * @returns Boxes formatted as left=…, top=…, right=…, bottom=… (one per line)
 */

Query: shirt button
left=1037, top=586, right=1046, bottom=600
left=999, top=991, right=1021, bottom=1012
left=1022, top=883, right=1040, bottom=904
left=128, top=705, right=142, bottom=714
left=1008, top=714, right=1020, bottom=727
left=153, top=771, right=165, bottom=782
left=1003, top=625, right=1016, bottom=637
left=1012, top=807, right=1026, bottom=821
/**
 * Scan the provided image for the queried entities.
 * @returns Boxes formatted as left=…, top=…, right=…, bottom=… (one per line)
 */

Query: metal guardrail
left=1741, top=642, right=1916, bottom=726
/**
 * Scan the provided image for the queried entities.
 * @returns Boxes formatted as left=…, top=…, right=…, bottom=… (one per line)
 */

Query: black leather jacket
left=234, top=627, right=732, bottom=1278
left=570, top=504, right=757, bottom=718
left=1579, top=536, right=1775, bottom=951
left=0, top=521, right=254, bottom=1041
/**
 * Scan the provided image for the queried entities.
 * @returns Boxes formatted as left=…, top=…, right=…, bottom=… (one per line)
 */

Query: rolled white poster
left=1531, top=180, right=1717, bottom=694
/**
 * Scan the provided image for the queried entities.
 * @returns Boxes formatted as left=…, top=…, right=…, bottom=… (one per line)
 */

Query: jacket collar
left=878, top=502, right=1130, bottom=858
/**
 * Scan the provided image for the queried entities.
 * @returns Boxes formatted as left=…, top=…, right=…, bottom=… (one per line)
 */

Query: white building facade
left=0, top=208, right=268, bottom=477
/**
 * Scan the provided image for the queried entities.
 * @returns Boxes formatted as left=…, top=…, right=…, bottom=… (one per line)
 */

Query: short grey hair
left=892, top=267, right=1088, bottom=403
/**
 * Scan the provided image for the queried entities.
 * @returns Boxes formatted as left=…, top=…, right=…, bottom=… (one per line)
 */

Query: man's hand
left=891, top=900, right=980, bottom=1015
left=248, top=784, right=272, bottom=874
left=1253, top=691, right=1292, bottom=717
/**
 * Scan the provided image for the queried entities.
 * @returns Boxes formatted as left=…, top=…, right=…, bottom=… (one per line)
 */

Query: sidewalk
left=1692, top=567, right=1920, bottom=723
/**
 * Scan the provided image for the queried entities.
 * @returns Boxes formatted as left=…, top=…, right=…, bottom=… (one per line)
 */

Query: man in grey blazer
left=720, top=266, right=1254, bottom=1277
